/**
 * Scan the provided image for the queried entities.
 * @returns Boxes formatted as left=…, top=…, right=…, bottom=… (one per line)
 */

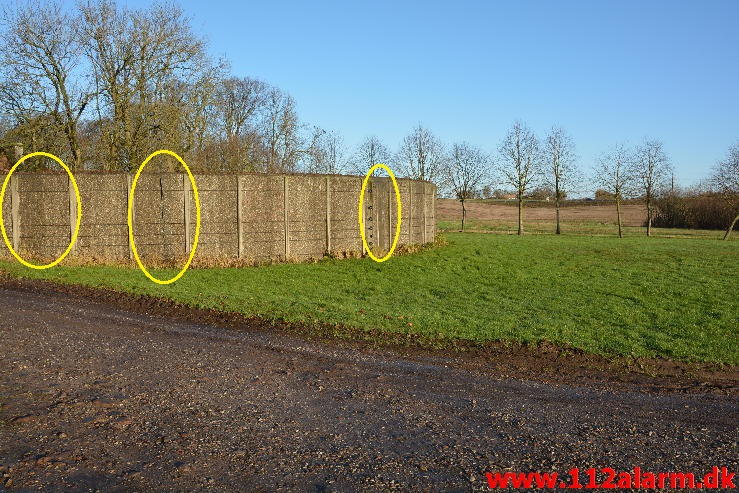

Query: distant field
left=1, top=233, right=737, bottom=364
left=437, top=219, right=729, bottom=239
left=437, top=197, right=646, bottom=225
left=436, top=198, right=730, bottom=238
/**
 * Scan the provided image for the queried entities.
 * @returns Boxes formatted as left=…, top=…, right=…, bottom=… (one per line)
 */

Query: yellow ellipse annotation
left=128, top=149, right=201, bottom=285
left=0, top=152, right=82, bottom=269
left=358, top=163, right=402, bottom=263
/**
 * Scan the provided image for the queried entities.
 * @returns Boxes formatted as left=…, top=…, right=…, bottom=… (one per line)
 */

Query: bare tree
left=447, top=142, right=488, bottom=232
left=0, top=0, right=92, bottom=167
left=497, top=121, right=540, bottom=235
left=397, top=124, right=444, bottom=184
left=710, top=141, right=739, bottom=239
left=348, top=135, right=390, bottom=174
left=322, top=130, right=346, bottom=174
left=2, top=0, right=330, bottom=175
left=304, top=127, right=346, bottom=174
left=262, top=87, right=301, bottom=172
left=218, top=77, right=268, bottom=140
left=303, top=126, right=326, bottom=173
left=190, top=63, right=228, bottom=150
left=631, top=139, right=671, bottom=236
left=210, top=76, right=269, bottom=170
left=543, top=127, right=579, bottom=234
left=78, top=0, right=132, bottom=168
left=595, top=144, right=634, bottom=238
left=165, top=59, right=226, bottom=158
left=80, top=0, right=210, bottom=170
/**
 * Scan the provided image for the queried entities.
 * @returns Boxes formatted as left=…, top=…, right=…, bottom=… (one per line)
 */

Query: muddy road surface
left=1, top=285, right=736, bottom=491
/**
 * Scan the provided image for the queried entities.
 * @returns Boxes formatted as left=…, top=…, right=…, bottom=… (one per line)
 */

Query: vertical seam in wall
left=376, top=178, right=381, bottom=251
left=431, top=188, right=435, bottom=240
left=183, top=173, right=191, bottom=254
left=372, top=176, right=378, bottom=251
left=68, top=174, right=77, bottom=256
left=325, top=175, right=331, bottom=254
left=408, top=180, right=413, bottom=244
left=423, top=183, right=428, bottom=244
left=4, top=175, right=9, bottom=257
left=387, top=181, right=392, bottom=251
left=374, top=178, right=380, bottom=250
left=360, top=177, right=365, bottom=254
left=10, top=174, right=19, bottom=252
left=284, top=175, right=289, bottom=259
left=126, top=174, right=133, bottom=259
left=159, top=176, right=165, bottom=256
left=237, top=175, right=243, bottom=258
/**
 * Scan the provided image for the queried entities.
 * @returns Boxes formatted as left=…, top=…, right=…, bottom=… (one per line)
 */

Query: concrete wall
left=1, top=177, right=13, bottom=248
left=0, top=172, right=435, bottom=264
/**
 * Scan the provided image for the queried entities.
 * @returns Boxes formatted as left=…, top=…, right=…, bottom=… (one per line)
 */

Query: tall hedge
left=652, top=194, right=738, bottom=230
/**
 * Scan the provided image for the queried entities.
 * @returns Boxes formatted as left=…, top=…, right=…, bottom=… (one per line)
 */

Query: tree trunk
left=517, top=193, right=524, bottom=235
left=616, top=197, right=623, bottom=238
left=71, top=141, right=82, bottom=169
left=646, top=198, right=652, bottom=237
left=461, top=200, right=466, bottom=232
left=555, top=178, right=561, bottom=235
left=724, top=214, right=739, bottom=240
left=64, top=123, right=82, bottom=169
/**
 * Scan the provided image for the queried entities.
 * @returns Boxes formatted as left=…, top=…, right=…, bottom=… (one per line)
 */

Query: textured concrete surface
left=0, top=173, right=435, bottom=263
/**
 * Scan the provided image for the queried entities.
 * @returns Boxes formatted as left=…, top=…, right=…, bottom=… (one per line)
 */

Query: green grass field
left=1, top=233, right=737, bottom=364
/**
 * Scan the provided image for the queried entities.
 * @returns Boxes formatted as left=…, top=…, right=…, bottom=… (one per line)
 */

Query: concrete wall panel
left=17, top=173, right=67, bottom=192
left=1, top=182, right=12, bottom=258
left=4, top=172, right=435, bottom=264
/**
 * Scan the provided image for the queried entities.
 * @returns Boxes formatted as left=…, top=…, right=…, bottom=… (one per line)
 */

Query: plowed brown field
left=437, top=199, right=646, bottom=226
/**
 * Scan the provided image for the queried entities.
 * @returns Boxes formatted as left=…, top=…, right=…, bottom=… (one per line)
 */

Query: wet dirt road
left=0, top=286, right=736, bottom=491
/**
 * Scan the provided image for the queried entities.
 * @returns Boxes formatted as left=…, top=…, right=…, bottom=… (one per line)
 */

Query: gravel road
left=1, top=285, right=736, bottom=491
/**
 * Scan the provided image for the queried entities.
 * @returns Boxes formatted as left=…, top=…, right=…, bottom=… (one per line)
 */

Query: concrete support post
left=68, top=175, right=78, bottom=255
left=158, top=177, right=165, bottom=255
left=10, top=174, right=19, bottom=252
left=237, top=175, right=244, bottom=258
left=283, top=175, right=290, bottom=259
left=368, top=177, right=377, bottom=252
left=407, top=181, right=413, bottom=244
left=183, top=174, right=191, bottom=254
left=126, top=174, right=133, bottom=259
left=361, top=178, right=367, bottom=254
left=387, top=182, right=392, bottom=249
left=423, top=185, right=428, bottom=243
left=325, top=176, right=331, bottom=254
left=374, top=179, right=381, bottom=251
left=431, top=189, right=435, bottom=241
left=12, top=143, right=23, bottom=162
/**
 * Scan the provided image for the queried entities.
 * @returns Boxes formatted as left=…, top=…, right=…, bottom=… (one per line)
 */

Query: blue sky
left=122, top=0, right=738, bottom=188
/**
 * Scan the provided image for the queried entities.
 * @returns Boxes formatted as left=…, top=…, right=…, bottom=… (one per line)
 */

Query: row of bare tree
left=436, top=121, right=737, bottom=240
left=0, top=0, right=484, bottom=180
left=591, top=142, right=737, bottom=239
left=0, top=0, right=352, bottom=173
left=439, top=121, right=668, bottom=237
left=0, top=1, right=486, bottom=180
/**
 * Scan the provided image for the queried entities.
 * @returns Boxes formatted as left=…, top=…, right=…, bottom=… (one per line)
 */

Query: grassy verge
left=1, top=233, right=737, bottom=364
